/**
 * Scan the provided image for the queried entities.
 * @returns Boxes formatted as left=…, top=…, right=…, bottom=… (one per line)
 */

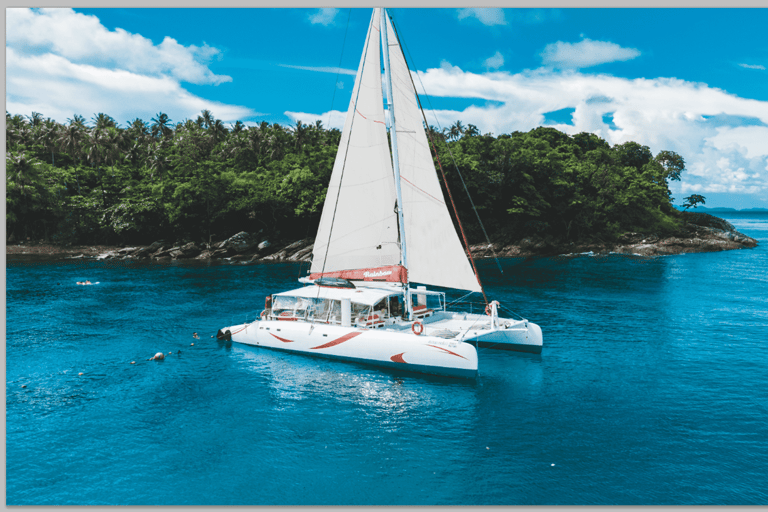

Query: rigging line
left=390, top=15, right=504, bottom=276
left=387, top=12, right=489, bottom=307
left=319, top=9, right=376, bottom=283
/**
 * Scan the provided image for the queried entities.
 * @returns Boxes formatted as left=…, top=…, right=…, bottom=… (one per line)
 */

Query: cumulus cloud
left=406, top=64, right=768, bottom=195
left=457, top=8, right=507, bottom=26
left=483, top=51, right=505, bottom=70
left=541, top=38, right=641, bottom=69
left=309, top=8, right=339, bottom=26
left=6, top=48, right=255, bottom=126
left=5, top=8, right=256, bottom=124
left=7, top=8, right=231, bottom=85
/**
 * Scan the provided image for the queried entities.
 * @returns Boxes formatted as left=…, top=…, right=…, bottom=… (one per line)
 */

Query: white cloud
left=541, top=38, right=641, bottom=69
left=738, top=63, right=766, bottom=70
left=405, top=64, right=768, bottom=195
left=309, top=8, right=339, bottom=26
left=483, top=51, right=505, bottom=70
left=285, top=110, right=346, bottom=130
left=6, top=48, right=255, bottom=126
left=457, top=8, right=507, bottom=26
left=279, top=64, right=356, bottom=76
left=5, top=8, right=256, bottom=125
left=7, top=8, right=231, bottom=85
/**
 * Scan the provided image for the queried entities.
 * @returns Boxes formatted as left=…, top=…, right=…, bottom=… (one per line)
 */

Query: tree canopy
left=6, top=110, right=691, bottom=247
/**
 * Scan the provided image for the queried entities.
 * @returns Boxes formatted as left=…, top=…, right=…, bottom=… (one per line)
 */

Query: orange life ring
left=412, top=321, right=424, bottom=336
left=485, top=301, right=499, bottom=316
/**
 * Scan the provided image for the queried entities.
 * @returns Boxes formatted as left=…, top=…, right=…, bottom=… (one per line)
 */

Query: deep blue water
left=6, top=213, right=768, bottom=505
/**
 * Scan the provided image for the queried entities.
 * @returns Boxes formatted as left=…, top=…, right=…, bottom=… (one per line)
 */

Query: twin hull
left=222, top=320, right=479, bottom=379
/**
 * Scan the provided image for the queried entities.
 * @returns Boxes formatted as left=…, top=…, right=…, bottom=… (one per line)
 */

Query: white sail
left=311, top=9, right=404, bottom=283
left=383, top=15, right=481, bottom=293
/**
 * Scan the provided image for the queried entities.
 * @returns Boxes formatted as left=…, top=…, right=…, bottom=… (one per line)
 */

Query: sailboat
left=218, top=8, right=542, bottom=378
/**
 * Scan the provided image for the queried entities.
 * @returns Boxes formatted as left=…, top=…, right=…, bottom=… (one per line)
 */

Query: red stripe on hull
left=270, top=333, right=295, bottom=343
left=310, top=264, right=407, bottom=283
left=426, top=344, right=468, bottom=360
left=310, top=331, right=363, bottom=350
left=390, top=352, right=407, bottom=364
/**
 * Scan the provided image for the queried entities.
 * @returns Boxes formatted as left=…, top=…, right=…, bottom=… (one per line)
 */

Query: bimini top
left=273, top=285, right=395, bottom=307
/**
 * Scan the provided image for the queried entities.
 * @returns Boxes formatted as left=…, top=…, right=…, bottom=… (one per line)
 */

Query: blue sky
left=6, top=8, right=768, bottom=209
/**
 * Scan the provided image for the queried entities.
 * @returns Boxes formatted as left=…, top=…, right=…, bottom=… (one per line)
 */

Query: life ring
left=485, top=301, right=499, bottom=316
left=260, top=309, right=268, bottom=320
left=412, top=321, right=424, bottom=336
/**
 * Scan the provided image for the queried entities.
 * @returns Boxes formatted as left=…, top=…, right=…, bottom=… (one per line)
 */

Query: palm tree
left=92, top=112, right=117, bottom=131
left=6, top=152, right=42, bottom=239
left=27, top=112, right=43, bottom=128
left=448, top=120, right=465, bottom=141
left=210, top=119, right=228, bottom=145
left=67, top=114, right=87, bottom=128
left=464, top=124, right=479, bottom=137
left=150, top=112, right=172, bottom=138
left=200, top=109, right=214, bottom=129
left=57, top=123, right=85, bottom=164
left=291, top=120, right=309, bottom=151
left=38, top=119, right=60, bottom=165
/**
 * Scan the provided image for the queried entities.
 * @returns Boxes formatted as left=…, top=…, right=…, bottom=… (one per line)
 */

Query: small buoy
left=168, top=352, right=172, bottom=355
left=191, top=343, right=194, bottom=346
left=153, top=352, right=164, bottom=361
left=486, top=447, right=489, bottom=450
left=131, top=361, right=135, bottom=364
left=78, top=372, right=83, bottom=376
left=551, top=464, right=555, bottom=466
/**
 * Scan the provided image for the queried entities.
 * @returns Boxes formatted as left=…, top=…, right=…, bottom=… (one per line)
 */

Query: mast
left=381, top=8, right=412, bottom=320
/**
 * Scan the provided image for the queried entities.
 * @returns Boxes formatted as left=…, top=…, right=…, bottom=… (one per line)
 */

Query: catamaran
left=218, top=8, right=542, bottom=378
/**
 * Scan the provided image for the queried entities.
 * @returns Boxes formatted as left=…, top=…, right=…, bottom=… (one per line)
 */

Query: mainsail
left=311, top=8, right=482, bottom=293
left=310, top=8, right=403, bottom=283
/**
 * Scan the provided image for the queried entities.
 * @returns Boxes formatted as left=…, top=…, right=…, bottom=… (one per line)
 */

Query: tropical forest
left=6, top=110, right=700, bottom=248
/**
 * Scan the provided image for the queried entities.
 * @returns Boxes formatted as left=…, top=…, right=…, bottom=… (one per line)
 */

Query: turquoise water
left=6, top=213, right=768, bottom=505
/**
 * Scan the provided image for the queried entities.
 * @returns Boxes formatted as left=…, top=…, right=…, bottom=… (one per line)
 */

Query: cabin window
left=388, top=295, right=403, bottom=317
left=372, top=298, right=388, bottom=318
left=272, top=295, right=299, bottom=316
left=409, top=291, right=444, bottom=312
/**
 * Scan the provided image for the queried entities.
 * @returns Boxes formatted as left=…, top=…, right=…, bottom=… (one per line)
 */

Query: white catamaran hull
left=219, top=320, right=479, bottom=379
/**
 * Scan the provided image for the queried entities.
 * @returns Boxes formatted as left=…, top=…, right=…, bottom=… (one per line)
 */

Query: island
left=6, top=111, right=759, bottom=260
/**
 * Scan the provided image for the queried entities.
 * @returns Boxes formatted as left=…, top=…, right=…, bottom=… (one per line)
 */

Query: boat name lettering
left=363, top=270, right=393, bottom=278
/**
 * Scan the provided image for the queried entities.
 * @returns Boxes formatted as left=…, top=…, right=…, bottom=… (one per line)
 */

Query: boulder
left=171, top=242, right=201, bottom=259
left=226, top=231, right=258, bottom=253
left=258, top=240, right=271, bottom=251
left=288, top=245, right=313, bottom=261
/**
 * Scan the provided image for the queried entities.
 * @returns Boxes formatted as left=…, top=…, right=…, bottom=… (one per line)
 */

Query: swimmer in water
left=193, top=332, right=200, bottom=339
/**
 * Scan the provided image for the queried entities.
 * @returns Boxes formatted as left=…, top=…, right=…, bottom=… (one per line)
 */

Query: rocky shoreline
left=6, top=213, right=758, bottom=262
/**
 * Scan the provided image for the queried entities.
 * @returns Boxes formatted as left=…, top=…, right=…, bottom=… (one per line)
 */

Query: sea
left=5, top=212, right=768, bottom=506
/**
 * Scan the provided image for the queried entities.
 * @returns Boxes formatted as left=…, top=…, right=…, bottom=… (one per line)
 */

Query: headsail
left=310, top=9, right=404, bottom=283
left=383, top=15, right=482, bottom=293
